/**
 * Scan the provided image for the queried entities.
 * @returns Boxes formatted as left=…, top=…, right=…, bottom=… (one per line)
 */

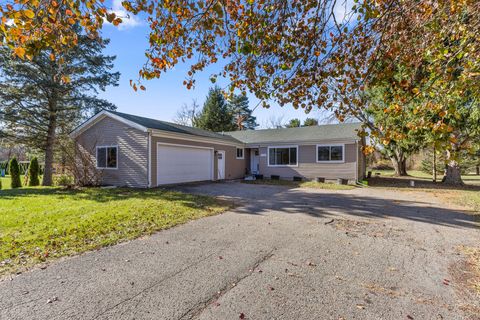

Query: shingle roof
left=98, top=111, right=361, bottom=145
left=223, top=123, right=362, bottom=144
left=108, top=111, right=242, bottom=143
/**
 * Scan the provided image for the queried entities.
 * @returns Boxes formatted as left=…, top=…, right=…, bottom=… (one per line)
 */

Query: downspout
left=147, top=130, right=152, bottom=188
left=355, top=140, right=359, bottom=183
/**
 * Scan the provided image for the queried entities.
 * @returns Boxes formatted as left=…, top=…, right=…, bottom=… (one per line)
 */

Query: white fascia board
left=150, top=129, right=245, bottom=148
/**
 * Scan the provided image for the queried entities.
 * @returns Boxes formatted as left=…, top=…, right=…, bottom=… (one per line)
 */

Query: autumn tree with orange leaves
left=1, top=0, right=478, bottom=184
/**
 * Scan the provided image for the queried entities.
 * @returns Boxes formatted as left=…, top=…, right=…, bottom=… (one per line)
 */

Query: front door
left=217, top=151, right=225, bottom=180
left=251, top=149, right=260, bottom=174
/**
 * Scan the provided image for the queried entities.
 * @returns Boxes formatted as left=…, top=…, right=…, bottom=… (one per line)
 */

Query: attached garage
left=156, top=143, right=214, bottom=186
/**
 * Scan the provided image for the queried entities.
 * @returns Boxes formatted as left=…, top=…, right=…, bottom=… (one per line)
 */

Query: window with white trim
left=268, top=147, right=297, bottom=166
left=317, top=145, right=344, bottom=162
left=96, top=146, right=118, bottom=169
left=236, top=148, right=244, bottom=159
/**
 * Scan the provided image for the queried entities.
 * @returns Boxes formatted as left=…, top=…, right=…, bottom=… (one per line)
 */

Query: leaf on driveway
left=239, top=312, right=245, bottom=319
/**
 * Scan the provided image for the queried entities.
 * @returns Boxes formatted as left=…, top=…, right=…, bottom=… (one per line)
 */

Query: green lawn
left=0, top=175, right=12, bottom=189
left=369, top=169, right=480, bottom=185
left=0, top=186, right=229, bottom=275
left=368, top=169, right=480, bottom=213
left=243, top=179, right=356, bottom=190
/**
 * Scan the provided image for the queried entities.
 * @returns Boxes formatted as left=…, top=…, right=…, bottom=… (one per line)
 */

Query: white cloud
left=107, top=0, right=142, bottom=30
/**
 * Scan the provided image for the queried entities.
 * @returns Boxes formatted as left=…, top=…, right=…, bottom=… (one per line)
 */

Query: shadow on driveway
left=174, top=182, right=479, bottom=230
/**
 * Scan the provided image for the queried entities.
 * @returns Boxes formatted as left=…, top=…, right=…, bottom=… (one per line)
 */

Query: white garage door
left=157, top=144, right=213, bottom=185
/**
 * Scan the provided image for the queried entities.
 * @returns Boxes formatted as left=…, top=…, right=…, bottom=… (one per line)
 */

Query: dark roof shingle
left=107, top=111, right=361, bottom=145
left=109, top=111, right=241, bottom=143
left=223, top=123, right=362, bottom=144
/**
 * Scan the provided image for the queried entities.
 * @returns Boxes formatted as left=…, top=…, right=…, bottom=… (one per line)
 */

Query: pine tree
left=9, top=157, right=21, bottom=188
left=28, top=157, right=40, bottom=186
left=0, top=26, right=119, bottom=186
left=194, top=87, right=236, bottom=132
left=228, top=94, right=257, bottom=130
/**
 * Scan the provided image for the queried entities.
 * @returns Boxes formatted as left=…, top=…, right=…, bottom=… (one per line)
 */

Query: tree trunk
left=42, top=105, right=57, bottom=186
left=443, top=160, right=463, bottom=185
left=390, top=152, right=408, bottom=176
left=476, top=165, right=479, bottom=176
left=443, top=148, right=463, bottom=185
left=400, top=158, right=407, bottom=176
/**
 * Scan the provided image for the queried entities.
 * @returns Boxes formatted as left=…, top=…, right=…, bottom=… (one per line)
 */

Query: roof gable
left=70, top=110, right=241, bottom=143
left=70, top=110, right=148, bottom=138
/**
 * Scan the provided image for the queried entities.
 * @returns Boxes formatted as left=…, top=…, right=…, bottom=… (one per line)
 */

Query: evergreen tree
left=228, top=94, right=257, bottom=130
left=28, top=157, right=40, bottom=186
left=286, top=119, right=301, bottom=128
left=194, top=87, right=236, bottom=132
left=0, top=26, right=119, bottom=186
left=9, top=157, right=21, bottom=188
left=303, top=118, right=318, bottom=126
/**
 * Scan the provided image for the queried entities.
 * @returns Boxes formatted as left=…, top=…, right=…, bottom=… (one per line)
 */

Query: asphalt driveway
left=0, top=182, right=478, bottom=320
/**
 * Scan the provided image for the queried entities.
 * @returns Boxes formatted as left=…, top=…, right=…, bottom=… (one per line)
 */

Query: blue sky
left=98, top=1, right=330, bottom=128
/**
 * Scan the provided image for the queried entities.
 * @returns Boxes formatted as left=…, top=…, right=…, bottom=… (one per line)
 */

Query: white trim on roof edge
left=70, top=111, right=148, bottom=138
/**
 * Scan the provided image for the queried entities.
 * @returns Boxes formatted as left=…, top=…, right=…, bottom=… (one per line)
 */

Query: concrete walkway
left=0, top=182, right=478, bottom=319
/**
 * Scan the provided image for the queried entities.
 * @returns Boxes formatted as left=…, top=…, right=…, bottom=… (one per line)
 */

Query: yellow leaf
left=24, top=9, right=35, bottom=19
left=412, top=88, right=419, bottom=94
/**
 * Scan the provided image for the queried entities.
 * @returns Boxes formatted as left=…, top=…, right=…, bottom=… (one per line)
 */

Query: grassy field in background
left=369, top=169, right=480, bottom=185
left=368, top=169, right=480, bottom=213
left=0, top=186, right=229, bottom=276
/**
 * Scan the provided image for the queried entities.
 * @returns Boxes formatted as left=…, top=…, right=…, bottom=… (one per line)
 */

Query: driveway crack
left=89, top=251, right=218, bottom=320
left=178, top=249, right=276, bottom=320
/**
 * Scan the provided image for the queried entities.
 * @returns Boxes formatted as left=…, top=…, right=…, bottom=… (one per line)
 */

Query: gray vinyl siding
left=75, top=116, right=148, bottom=187
left=150, top=136, right=248, bottom=186
left=257, top=142, right=358, bottom=181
